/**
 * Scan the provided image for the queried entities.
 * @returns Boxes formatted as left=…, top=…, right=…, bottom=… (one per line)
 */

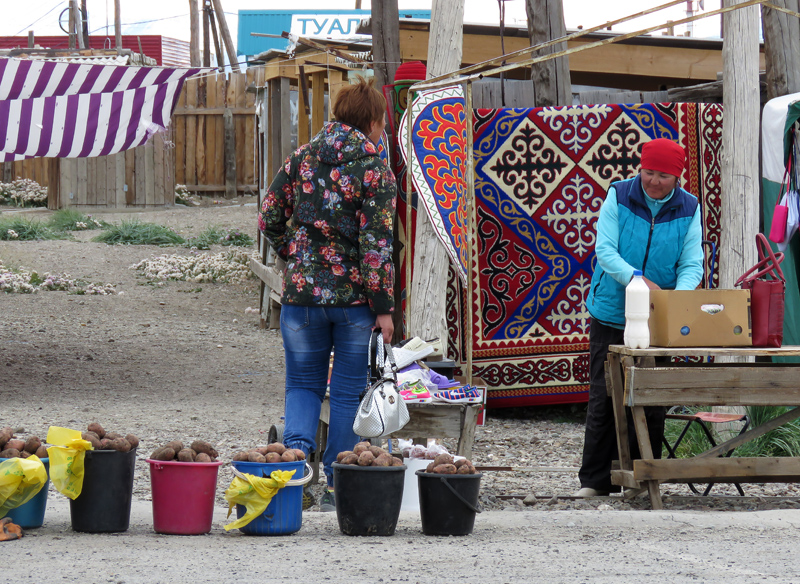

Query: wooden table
left=309, top=397, right=481, bottom=482
left=607, top=345, right=800, bottom=509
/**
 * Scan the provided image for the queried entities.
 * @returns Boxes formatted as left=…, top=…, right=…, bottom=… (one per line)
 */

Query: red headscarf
left=640, top=138, right=686, bottom=178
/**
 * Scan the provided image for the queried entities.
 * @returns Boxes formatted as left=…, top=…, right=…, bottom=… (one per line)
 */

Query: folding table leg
left=631, top=405, right=663, bottom=510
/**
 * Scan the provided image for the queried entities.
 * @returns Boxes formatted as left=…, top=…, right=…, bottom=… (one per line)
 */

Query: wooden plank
left=456, top=405, right=478, bottom=458
left=630, top=405, right=662, bottom=509
left=153, top=132, right=165, bottom=205
left=762, top=0, right=800, bottom=100
left=607, top=352, right=631, bottom=471
left=698, top=407, right=800, bottom=459
left=244, top=70, right=256, bottom=186
left=75, top=158, right=88, bottom=206
left=215, top=74, right=226, bottom=187
left=249, top=257, right=283, bottom=292
left=125, top=149, right=136, bottom=205
left=134, top=146, right=145, bottom=205
left=610, top=346, right=800, bottom=358
left=223, top=108, right=237, bottom=199
left=634, top=457, right=800, bottom=482
left=297, top=70, right=310, bottom=145
left=106, top=153, right=116, bottom=208
left=234, top=72, right=247, bottom=191
left=610, top=469, right=642, bottom=489
left=46, top=158, right=60, bottom=209
left=85, top=157, right=96, bottom=206
left=145, top=140, right=155, bottom=206
left=180, top=184, right=257, bottom=192
left=311, top=71, right=325, bottom=134
left=195, top=114, right=206, bottom=187
left=185, top=79, right=198, bottom=189
left=206, top=73, right=219, bottom=189
left=625, top=366, right=800, bottom=407
left=114, top=152, right=126, bottom=208
left=327, top=70, right=348, bottom=120
left=174, top=83, right=187, bottom=185
left=59, top=159, right=73, bottom=209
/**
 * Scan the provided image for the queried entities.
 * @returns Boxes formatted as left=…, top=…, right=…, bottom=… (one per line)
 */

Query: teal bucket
left=1, top=458, right=49, bottom=529
left=230, top=460, right=311, bottom=535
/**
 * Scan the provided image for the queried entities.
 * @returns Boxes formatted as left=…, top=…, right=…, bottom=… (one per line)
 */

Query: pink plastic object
left=147, top=458, right=224, bottom=535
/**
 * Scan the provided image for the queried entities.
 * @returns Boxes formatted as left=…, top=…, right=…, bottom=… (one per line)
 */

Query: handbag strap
left=735, top=233, right=786, bottom=287
left=368, top=329, right=398, bottom=385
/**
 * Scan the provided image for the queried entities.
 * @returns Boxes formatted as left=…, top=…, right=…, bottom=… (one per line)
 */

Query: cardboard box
left=648, top=289, right=751, bottom=347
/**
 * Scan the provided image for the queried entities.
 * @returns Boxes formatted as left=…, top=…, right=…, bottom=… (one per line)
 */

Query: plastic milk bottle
left=624, top=269, right=650, bottom=349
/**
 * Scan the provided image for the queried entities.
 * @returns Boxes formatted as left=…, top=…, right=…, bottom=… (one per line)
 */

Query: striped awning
left=0, top=57, right=200, bottom=161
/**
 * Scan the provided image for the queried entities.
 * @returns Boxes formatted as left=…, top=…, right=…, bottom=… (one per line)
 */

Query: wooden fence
left=173, top=68, right=267, bottom=197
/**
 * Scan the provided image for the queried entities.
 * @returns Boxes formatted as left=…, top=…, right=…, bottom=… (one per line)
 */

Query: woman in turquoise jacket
left=576, top=138, right=704, bottom=497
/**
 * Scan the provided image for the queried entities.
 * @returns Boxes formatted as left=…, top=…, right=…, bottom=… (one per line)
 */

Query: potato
left=99, top=438, right=113, bottom=450
left=255, top=446, right=270, bottom=456
left=280, top=450, right=297, bottom=462
left=81, top=433, right=102, bottom=449
left=337, top=450, right=354, bottom=463
left=391, top=456, right=405, bottom=467
left=433, top=453, right=454, bottom=467
left=248, top=452, right=266, bottom=463
left=87, top=422, right=105, bottom=439
left=433, top=464, right=457, bottom=474
left=165, top=440, right=184, bottom=453
left=0, top=427, right=13, bottom=448
left=357, top=451, right=375, bottom=466
left=195, top=453, right=212, bottom=463
left=454, top=458, right=469, bottom=469
left=292, top=449, right=306, bottom=461
left=265, top=452, right=282, bottom=463
left=150, top=447, right=175, bottom=461
left=353, top=442, right=371, bottom=455
left=177, top=448, right=196, bottom=462
left=340, top=453, right=359, bottom=465
left=109, top=438, right=131, bottom=453
left=6, top=439, right=25, bottom=452
left=124, top=434, right=140, bottom=449
left=265, top=443, right=285, bottom=455
left=104, top=432, right=122, bottom=441
left=232, top=451, right=250, bottom=462
left=191, top=440, right=218, bottom=459
left=369, top=445, right=385, bottom=458
left=0, top=448, right=21, bottom=459
left=35, top=444, right=48, bottom=458
left=426, top=462, right=436, bottom=473
left=23, top=436, right=41, bottom=454
left=372, top=453, right=393, bottom=467
left=19, top=451, right=31, bottom=458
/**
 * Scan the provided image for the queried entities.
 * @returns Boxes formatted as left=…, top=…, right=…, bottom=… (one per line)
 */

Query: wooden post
left=80, top=0, right=89, bottom=49
left=311, top=71, right=326, bottom=135
left=189, top=0, right=201, bottom=67
left=720, top=0, right=760, bottom=289
left=525, top=0, right=572, bottom=107
left=762, top=0, right=800, bottom=99
left=114, top=0, right=122, bottom=50
left=371, top=0, right=401, bottom=95
left=202, top=2, right=211, bottom=68
left=27, top=31, right=34, bottom=49
left=211, top=0, right=241, bottom=73
left=69, top=1, right=76, bottom=49
left=408, top=0, right=464, bottom=347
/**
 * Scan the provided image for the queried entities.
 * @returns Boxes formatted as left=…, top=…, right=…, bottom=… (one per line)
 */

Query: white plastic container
left=624, top=269, right=651, bottom=349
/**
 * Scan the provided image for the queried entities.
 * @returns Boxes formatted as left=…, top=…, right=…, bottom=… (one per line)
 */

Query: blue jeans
left=280, top=304, right=374, bottom=487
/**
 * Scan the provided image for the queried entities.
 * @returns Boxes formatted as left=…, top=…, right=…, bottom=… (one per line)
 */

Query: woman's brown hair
left=332, top=76, right=386, bottom=135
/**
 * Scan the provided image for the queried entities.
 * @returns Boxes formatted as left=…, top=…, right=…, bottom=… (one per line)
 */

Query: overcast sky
left=2, top=0, right=725, bottom=46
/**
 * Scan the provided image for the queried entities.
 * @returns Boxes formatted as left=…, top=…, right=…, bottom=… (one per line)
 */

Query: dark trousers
left=578, top=318, right=666, bottom=492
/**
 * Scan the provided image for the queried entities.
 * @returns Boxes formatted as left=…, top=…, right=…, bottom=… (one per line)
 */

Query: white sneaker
left=573, top=487, right=609, bottom=497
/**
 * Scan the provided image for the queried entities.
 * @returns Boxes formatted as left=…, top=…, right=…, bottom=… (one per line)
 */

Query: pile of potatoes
left=232, top=443, right=305, bottom=463
left=81, top=423, right=139, bottom=453
left=336, top=441, right=405, bottom=467
left=149, top=439, right=219, bottom=462
left=424, top=453, right=477, bottom=475
left=0, top=427, right=48, bottom=459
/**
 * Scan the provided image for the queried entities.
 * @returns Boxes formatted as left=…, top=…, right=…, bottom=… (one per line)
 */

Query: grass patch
left=92, top=219, right=186, bottom=246
left=185, top=225, right=254, bottom=249
left=0, top=216, right=63, bottom=240
left=49, top=209, right=107, bottom=231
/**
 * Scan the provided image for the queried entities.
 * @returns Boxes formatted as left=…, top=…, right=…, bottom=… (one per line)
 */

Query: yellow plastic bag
left=223, top=469, right=296, bottom=531
left=0, top=455, right=48, bottom=517
left=46, top=426, right=94, bottom=500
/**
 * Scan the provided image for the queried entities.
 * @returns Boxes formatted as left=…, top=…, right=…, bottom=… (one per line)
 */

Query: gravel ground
left=2, top=198, right=800, bottom=515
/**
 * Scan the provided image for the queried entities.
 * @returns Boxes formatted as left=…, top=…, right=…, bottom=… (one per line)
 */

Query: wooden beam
left=211, top=0, right=240, bottom=72
left=625, top=366, right=800, bottom=406
left=189, top=0, right=201, bottom=67
left=114, top=0, right=122, bottom=50
left=408, top=0, right=464, bottom=349
left=371, top=0, right=401, bottom=92
left=526, top=0, right=571, bottom=107
left=634, top=457, right=800, bottom=482
left=310, top=71, right=326, bottom=135
left=249, top=257, right=284, bottom=292
left=610, top=469, right=642, bottom=489
left=208, top=3, right=225, bottom=72
left=762, top=0, right=800, bottom=99
left=297, top=67, right=310, bottom=145
left=202, top=1, right=210, bottom=68
left=223, top=108, right=237, bottom=199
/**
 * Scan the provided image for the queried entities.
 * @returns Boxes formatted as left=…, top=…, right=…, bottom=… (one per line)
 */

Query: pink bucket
left=147, top=459, right=224, bottom=535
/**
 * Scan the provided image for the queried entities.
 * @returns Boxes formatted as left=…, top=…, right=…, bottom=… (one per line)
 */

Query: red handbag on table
left=735, top=233, right=786, bottom=348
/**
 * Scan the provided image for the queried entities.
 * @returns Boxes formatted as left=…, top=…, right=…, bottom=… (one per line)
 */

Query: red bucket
left=147, top=459, right=224, bottom=535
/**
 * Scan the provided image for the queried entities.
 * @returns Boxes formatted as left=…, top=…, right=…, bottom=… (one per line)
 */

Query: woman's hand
left=643, top=277, right=661, bottom=290
left=375, top=314, right=394, bottom=344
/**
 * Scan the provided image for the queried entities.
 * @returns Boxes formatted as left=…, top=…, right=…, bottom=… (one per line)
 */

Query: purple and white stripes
left=0, top=58, right=200, bottom=161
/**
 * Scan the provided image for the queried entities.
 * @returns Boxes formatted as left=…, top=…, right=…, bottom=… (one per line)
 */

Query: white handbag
left=352, top=331, right=410, bottom=438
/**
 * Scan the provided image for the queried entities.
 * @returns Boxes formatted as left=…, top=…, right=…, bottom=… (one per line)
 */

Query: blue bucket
left=230, top=460, right=306, bottom=535
left=1, top=458, right=49, bottom=529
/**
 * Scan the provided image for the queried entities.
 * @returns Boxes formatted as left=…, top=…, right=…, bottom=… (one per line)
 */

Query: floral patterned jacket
left=259, top=121, right=396, bottom=314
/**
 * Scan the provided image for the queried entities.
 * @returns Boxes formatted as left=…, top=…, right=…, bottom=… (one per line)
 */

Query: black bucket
left=416, top=471, right=482, bottom=536
left=70, top=449, right=137, bottom=533
left=332, top=462, right=406, bottom=536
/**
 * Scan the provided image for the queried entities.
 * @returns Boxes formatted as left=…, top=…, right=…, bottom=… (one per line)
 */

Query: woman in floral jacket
left=259, top=77, right=396, bottom=511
